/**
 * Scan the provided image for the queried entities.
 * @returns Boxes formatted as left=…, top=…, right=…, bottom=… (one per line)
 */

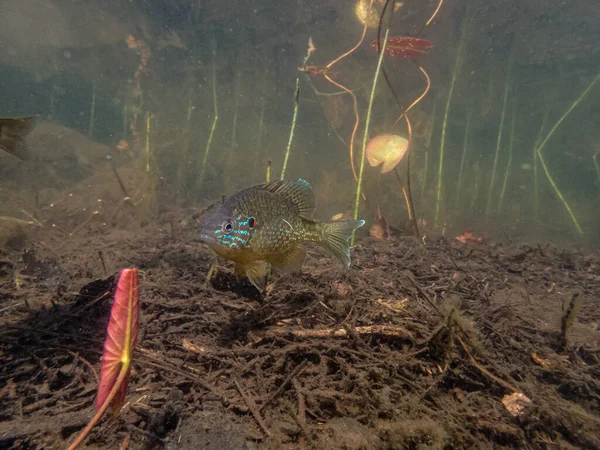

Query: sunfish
left=200, top=178, right=365, bottom=291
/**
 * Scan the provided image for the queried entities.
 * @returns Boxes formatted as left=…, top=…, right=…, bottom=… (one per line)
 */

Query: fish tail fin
left=317, top=219, right=365, bottom=268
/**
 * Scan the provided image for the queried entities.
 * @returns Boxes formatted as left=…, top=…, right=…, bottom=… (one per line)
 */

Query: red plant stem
left=67, top=361, right=130, bottom=450
left=323, top=0, right=375, bottom=188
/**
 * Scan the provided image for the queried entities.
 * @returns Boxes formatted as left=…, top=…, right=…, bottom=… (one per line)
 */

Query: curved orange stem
left=426, top=0, right=444, bottom=26
left=323, top=0, right=375, bottom=183
left=326, top=0, right=375, bottom=70
left=393, top=64, right=431, bottom=128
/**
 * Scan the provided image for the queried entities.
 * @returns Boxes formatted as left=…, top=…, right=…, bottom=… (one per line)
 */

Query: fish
left=200, top=178, right=366, bottom=291
left=0, top=116, right=37, bottom=160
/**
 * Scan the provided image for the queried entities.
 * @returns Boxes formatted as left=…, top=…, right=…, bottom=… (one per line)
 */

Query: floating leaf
left=370, top=36, right=433, bottom=58
left=366, top=134, right=409, bottom=173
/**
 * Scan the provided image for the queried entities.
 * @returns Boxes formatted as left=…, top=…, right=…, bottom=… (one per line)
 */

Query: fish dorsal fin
left=255, top=178, right=315, bottom=218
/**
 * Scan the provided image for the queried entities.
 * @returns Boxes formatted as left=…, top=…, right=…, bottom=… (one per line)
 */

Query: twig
left=235, top=379, right=271, bottom=437
left=68, top=351, right=100, bottom=385
left=260, top=360, right=308, bottom=412
left=457, top=335, right=522, bottom=394
left=251, top=325, right=413, bottom=343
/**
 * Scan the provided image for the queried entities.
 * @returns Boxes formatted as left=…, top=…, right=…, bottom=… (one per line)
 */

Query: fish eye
left=222, top=221, right=234, bottom=233
left=248, top=217, right=256, bottom=229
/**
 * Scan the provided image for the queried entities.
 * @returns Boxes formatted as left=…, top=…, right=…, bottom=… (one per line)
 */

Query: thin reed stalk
left=88, top=81, right=96, bottom=140
left=498, top=102, right=516, bottom=212
left=434, top=19, right=467, bottom=227
left=281, top=42, right=314, bottom=180
left=593, top=152, right=600, bottom=192
left=454, top=108, right=471, bottom=209
left=198, top=39, right=219, bottom=188
left=485, top=61, right=511, bottom=216
left=535, top=72, right=600, bottom=235
left=145, top=112, right=151, bottom=172
left=532, top=110, right=549, bottom=217
left=420, top=150, right=428, bottom=203
left=352, top=27, right=391, bottom=245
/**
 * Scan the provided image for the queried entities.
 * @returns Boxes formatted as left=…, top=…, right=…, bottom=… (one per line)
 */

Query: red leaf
left=95, top=268, right=140, bottom=412
left=370, top=36, right=433, bottom=58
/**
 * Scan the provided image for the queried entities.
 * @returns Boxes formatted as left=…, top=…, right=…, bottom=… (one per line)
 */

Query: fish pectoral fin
left=238, top=261, right=269, bottom=292
left=268, top=246, right=306, bottom=273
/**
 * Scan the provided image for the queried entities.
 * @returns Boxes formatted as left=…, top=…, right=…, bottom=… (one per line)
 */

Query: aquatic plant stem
left=280, top=77, right=300, bottom=180
left=485, top=62, right=511, bottom=216
left=434, top=19, right=467, bottom=227
left=532, top=110, right=549, bottom=218
left=420, top=150, right=428, bottom=204
left=498, top=103, right=516, bottom=212
left=375, top=0, right=419, bottom=236
left=281, top=41, right=314, bottom=180
left=593, top=153, right=600, bottom=192
left=145, top=112, right=151, bottom=173
left=535, top=72, right=600, bottom=235
left=88, top=81, right=96, bottom=140
left=352, top=27, right=391, bottom=245
left=198, top=39, right=219, bottom=188
left=324, top=0, right=375, bottom=181
left=252, top=76, right=267, bottom=176
left=393, top=64, right=431, bottom=128
left=454, top=108, right=471, bottom=209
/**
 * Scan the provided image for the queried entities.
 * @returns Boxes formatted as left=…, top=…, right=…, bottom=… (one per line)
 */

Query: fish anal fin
left=268, top=245, right=306, bottom=273
left=254, top=178, right=315, bottom=218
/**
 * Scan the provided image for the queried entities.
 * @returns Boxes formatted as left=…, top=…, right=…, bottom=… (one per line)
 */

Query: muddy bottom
left=1, top=212, right=599, bottom=450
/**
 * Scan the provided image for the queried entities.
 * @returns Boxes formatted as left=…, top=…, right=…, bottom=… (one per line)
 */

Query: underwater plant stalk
left=454, top=108, right=471, bottom=209
left=434, top=19, right=467, bottom=227
left=532, top=110, right=549, bottom=217
left=485, top=62, right=511, bottom=216
left=352, top=27, right=391, bottom=245
left=88, top=81, right=96, bottom=140
left=280, top=77, right=300, bottom=180
left=145, top=112, right=151, bottom=173
left=420, top=150, right=428, bottom=204
left=393, top=64, right=431, bottom=128
left=426, top=97, right=437, bottom=149
left=198, top=39, right=220, bottom=188
left=498, top=103, right=516, bottom=212
left=252, top=77, right=267, bottom=176
left=324, top=0, right=374, bottom=182
left=266, top=159, right=271, bottom=182
left=535, top=71, right=600, bottom=235
left=593, top=153, right=600, bottom=192
left=281, top=42, right=314, bottom=180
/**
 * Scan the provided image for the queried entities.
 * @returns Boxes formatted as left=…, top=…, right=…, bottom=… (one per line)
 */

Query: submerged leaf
left=96, top=268, right=140, bottom=412
left=366, top=134, right=409, bottom=173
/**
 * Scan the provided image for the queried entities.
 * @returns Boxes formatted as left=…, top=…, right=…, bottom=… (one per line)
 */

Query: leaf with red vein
left=67, top=268, right=140, bottom=450
left=96, top=268, right=140, bottom=412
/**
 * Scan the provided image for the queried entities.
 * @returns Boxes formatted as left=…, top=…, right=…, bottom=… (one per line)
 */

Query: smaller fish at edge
left=0, top=116, right=37, bottom=161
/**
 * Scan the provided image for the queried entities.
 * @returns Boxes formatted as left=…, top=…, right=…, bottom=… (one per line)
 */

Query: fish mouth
left=199, top=231, right=215, bottom=244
